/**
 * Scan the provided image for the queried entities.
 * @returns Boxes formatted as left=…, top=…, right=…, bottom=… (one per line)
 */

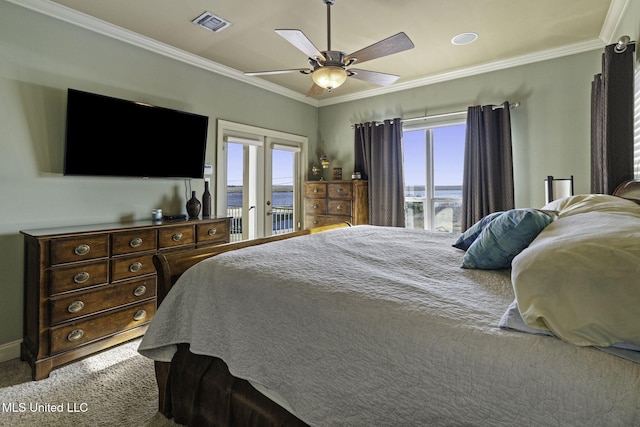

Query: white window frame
left=403, top=115, right=466, bottom=232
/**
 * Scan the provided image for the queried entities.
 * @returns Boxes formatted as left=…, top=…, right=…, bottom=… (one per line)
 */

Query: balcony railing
left=405, top=197, right=462, bottom=233
left=227, top=205, right=295, bottom=242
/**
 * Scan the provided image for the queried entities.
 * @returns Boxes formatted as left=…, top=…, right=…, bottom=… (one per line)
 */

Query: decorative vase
left=202, top=181, right=212, bottom=218
left=186, top=191, right=201, bottom=219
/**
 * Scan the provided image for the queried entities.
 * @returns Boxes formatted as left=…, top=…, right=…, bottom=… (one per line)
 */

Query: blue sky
left=404, top=124, right=465, bottom=187
left=226, top=143, right=294, bottom=186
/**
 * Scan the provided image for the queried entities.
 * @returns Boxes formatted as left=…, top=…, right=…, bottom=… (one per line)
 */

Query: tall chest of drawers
left=21, top=217, right=230, bottom=380
left=304, top=180, right=368, bottom=228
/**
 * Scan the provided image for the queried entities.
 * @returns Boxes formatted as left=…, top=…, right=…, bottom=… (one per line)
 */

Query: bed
left=139, top=180, right=640, bottom=427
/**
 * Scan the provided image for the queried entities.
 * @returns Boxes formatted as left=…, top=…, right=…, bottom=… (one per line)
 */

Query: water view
left=227, top=184, right=462, bottom=235
left=227, top=185, right=462, bottom=207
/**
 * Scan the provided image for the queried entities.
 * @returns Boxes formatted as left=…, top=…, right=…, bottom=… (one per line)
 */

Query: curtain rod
left=401, top=101, right=520, bottom=124
left=351, top=101, right=520, bottom=128
left=614, top=35, right=634, bottom=53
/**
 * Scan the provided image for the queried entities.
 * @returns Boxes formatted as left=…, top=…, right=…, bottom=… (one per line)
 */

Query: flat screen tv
left=64, top=89, right=209, bottom=179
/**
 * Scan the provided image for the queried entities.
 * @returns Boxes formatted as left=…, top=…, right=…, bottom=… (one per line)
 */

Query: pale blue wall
left=317, top=1, right=640, bottom=208
left=317, top=50, right=601, bottom=209
left=0, top=0, right=637, bottom=351
left=0, top=2, right=318, bottom=346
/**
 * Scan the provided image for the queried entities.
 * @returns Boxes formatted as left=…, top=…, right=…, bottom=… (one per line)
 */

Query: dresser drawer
left=112, top=229, right=157, bottom=255
left=50, top=235, right=109, bottom=265
left=159, top=226, right=194, bottom=249
left=305, top=198, right=326, bottom=214
left=49, top=300, right=156, bottom=355
left=305, top=215, right=351, bottom=228
left=50, top=277, right=157, bottom=325
left=111, top=253, right=155, bottom=282
left=327, top=200, right=351, bottom=215
left=327, top=183, right=352, bottom=199
left=305, top=183, right=326, bottom=198
left=50, top=261, right=109, bottom=295
left=197, top=221, right=229, bottom=244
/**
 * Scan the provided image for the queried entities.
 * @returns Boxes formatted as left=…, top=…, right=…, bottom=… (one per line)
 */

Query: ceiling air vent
left=192, top=12, right=232, bottom=33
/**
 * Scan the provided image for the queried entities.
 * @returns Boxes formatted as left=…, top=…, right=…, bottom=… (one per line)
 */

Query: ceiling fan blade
left=306, top=83, right=325, bottom=97
left=275, top=29, right=326, bottom=62
left=244, top=68, right=310, bottom=76
left=345, top=32, right=414, bottom=65
left=348, top=69, right=400, bottom=86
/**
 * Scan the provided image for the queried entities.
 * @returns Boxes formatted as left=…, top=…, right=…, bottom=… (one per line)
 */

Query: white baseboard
left=0, top=340, right=22, bottom=363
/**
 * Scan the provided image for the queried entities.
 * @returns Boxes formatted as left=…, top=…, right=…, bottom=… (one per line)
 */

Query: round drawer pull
left=129, top=262, right=143, bottom=273
left=172, top=232, right=183, bottom=242
left=133, top=285, right=147, bottom=297
left=313, top=220, right=319, bottom=225
left=129, top=237, right=143, bottom=248
left=73, top=271, right=90, bottom=284
left=313, top=188, right=319, bottom=193
left=337, top=188, right=344, bottom=193
left=67, top=329, right=84, bottom=342
left=74, top=244, right=90, bottom=256
left=207, top=228, right=217, bottom=236
left=133, top=310, right=147, bottom=321
left=67, top=300, right=85, bottom=313
left=336, top=204, right=343, bottom=210
left=313, top=204, right=319, bottom=209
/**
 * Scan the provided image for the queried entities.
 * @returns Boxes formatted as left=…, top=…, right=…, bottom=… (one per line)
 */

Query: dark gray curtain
left=354, top=118, right=405, bottom=227
left=591, top=42, right=635, bottom=194
left=461, top=103, right=514, bottom=231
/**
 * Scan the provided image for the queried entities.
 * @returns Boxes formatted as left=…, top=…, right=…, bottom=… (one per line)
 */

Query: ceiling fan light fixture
left=312, top=66, right=348, bottom=91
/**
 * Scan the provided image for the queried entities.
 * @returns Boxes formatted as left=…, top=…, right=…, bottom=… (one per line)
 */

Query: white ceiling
left=17, top=0, right=625, bottom=106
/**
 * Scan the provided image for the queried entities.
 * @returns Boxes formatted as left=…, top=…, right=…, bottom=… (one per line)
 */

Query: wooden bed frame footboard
left=153, top=229, right=305, bottom=305
left=151, top=223, right=351, bottom=421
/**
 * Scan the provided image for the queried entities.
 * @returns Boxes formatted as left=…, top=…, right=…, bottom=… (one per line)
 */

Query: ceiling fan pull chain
left=326, top=0, right=332, bottom=52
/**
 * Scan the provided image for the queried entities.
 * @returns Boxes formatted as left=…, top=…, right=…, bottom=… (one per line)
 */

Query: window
left=403, top=121, right=465, bottom=233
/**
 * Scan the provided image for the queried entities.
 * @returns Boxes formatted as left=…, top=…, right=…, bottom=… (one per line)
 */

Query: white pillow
left=512, top=210, right=640, bottom=347
left=542, top=194, right=640, bottom=217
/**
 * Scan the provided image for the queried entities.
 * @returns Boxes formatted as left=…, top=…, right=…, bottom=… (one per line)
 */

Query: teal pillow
left=462, top=209, right=553, bottom=269
left=452, top=211, right=503, bottom=250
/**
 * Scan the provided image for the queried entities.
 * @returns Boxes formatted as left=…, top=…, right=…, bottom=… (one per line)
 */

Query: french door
left=216, top=120, right=307, bottom=241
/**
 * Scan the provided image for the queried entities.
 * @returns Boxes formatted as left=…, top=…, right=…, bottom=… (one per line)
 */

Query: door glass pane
left=226, top=142, right=244, bottom=241
left=403, top=129, right=427, bottom=229
left=271, top=148, right=295, bottom=235
left=432, top=125, right=465, bottom=233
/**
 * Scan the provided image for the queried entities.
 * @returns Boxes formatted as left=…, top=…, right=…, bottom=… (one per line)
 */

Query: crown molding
left=599, top=0, right=631, bottom=44
left=318, top=38, right=605, bottom=107
left=8, top=0, right=626, bottom=108
left=6, top=0, right=319, bottom=107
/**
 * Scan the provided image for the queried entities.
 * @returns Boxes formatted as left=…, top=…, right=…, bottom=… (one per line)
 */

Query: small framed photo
left=332, top=167, right=342, bottom=180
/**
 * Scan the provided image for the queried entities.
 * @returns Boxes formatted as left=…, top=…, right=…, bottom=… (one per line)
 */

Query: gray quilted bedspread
left=139, top=225, right=640, bottom=426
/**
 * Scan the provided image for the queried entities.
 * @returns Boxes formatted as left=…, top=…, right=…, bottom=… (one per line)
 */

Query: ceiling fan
left=244, top=0, right=414, bottom=97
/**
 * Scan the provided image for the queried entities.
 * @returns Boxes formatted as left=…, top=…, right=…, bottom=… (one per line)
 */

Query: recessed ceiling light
left=451, top=32, right=478, bottom=46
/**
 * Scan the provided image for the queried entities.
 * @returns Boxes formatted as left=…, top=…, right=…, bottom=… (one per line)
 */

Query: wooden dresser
left=21, top=217, right=230, bottom=380
left=304, top=180, right=368, bottom=228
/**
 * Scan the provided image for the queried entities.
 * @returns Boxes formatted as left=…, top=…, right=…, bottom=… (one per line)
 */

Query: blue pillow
left=462, top=209, right=553, bottom=269
left=452, top=211, right=503, bottom=251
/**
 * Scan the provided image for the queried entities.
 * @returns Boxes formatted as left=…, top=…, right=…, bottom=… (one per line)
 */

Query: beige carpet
left=0, top=339, right=180, bottom=427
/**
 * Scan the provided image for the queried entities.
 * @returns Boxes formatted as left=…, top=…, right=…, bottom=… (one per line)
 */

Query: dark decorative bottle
left=202, top=181, right=212, bottom=218
left=186, top=191, right=201, bottom=219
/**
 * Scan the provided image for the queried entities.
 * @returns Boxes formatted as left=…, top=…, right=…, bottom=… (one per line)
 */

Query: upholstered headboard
left=613, top=180, right=640, bottom=203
